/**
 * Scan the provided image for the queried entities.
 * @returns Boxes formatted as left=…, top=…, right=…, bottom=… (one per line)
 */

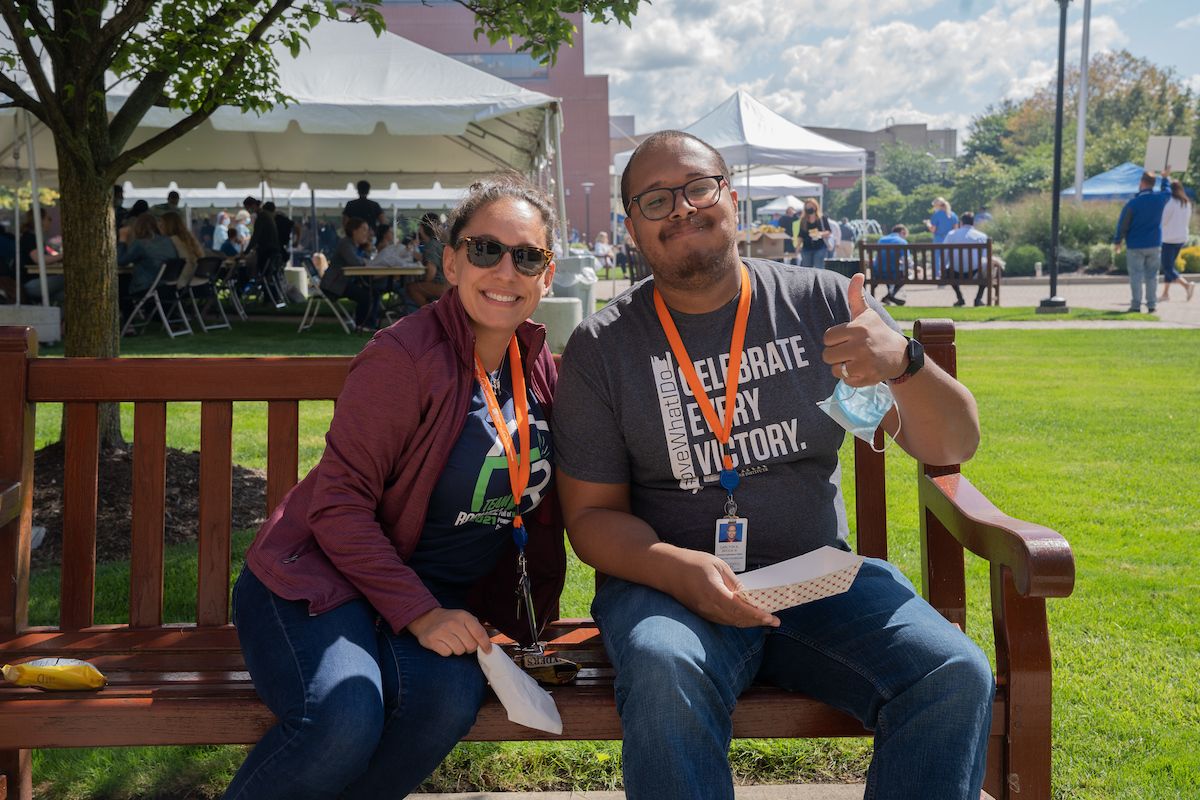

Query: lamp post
left=581, top=181, right=595, bottom=245
left=1039, top=0, right=1070, bottom=313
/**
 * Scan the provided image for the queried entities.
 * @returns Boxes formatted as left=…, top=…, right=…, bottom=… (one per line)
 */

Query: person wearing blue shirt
left=925, top=198, right=958, bottom=279
left=1113, top=169, right=1172, bottom=313
left=943, top=212, right=991, bottom=306
left=875, top=224, right=909, bottom=305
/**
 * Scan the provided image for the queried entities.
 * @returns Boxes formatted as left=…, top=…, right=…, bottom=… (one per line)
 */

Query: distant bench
left=859, top=241, right=1001, bottom=306
left=0, top=322, right=1072, bottom=800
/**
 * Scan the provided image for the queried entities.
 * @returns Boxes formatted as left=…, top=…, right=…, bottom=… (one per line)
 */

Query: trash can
left=824, top=258, right=862, bottom=279
left=552, top=254, right=599, bottom=317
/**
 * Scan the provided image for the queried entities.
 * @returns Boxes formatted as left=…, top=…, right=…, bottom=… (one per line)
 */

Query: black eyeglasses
left=458, top=237, right=554, bottom=276
left=627, top=175, right=726, bottom=221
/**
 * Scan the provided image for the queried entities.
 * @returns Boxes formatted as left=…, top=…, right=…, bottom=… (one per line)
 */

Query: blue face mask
left=816, top=380, right=901, bottom=453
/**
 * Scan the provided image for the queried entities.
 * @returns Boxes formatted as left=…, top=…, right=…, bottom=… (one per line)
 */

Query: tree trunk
left=55, top=152, right=124, bottom=447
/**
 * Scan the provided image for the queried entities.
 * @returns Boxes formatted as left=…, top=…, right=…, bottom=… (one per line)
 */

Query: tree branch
left=107, top=0, right=299, bottom=177
left=106, top=69, right=171, bottom=154
left=0, top=0, right=69, bottom=133
left=0, top=70, right=43, bottom=119
left=88, top=0, right=161, bottom=86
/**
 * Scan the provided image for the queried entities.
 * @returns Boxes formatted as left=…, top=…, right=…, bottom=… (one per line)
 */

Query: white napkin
left=476, top=646, right=563, bottom=735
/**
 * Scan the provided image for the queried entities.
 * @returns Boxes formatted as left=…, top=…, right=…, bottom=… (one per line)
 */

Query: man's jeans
left=1126, top=247, right=1160, bottom=310
left=592, top=558, right=994, bottom=800
left=224, top=567, right=486, bottom=800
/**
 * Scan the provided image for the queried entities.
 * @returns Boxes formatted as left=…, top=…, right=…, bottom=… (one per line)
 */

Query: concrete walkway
left=592, top=273, right=1200, bottom=329
left=423, top=788, right=864, bottom=800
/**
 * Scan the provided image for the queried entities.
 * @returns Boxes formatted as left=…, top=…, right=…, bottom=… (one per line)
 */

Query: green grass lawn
left=23, top=327, right=1200, bottom=799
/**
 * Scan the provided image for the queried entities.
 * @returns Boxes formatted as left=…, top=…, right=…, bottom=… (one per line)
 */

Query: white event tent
left=2, top=18, right=571, bottom=255
left=613, top=91, right=867, bottom=234
left=741, top=173, right=824, bottom=201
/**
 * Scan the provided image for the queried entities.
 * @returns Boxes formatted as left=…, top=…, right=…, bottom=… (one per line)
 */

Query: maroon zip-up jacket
left=245, top=287, right=564, bottom=644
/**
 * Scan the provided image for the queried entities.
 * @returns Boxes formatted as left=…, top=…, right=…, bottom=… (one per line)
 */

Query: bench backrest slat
left=197, top=401, right=234, bottom=627
left=61, top=402, right=100, bottom=629
left=0, top=329, right=35, bottom=635
left=266, top=401, right=300, bottom=516
left=130, top=402, right=167, bottom=628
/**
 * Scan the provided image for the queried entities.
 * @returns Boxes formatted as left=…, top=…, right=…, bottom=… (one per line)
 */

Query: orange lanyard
left=473, top=336, right=532, bottom=537
left=652, top=264, right=751, bottom=473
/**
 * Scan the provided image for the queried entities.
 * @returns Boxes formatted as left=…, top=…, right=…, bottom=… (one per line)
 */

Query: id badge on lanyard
left=654, top=264, right=753, bottom=573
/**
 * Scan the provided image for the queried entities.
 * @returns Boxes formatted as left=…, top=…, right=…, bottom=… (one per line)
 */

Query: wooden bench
left=0, top=322, right=1074, bottom=800
left=859, top=241, right=1002, bottom=306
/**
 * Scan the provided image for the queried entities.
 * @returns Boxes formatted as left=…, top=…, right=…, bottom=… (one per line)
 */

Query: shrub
left=1178, top=246, right=1200, bottom=274
left=1057, top=247, right=1084, bottom=273
left=983, top=196, right=1123, bottom=258
left=1088, top=243, right=1113, bottom=272
left=1005, top=244, right=1044, bottom=276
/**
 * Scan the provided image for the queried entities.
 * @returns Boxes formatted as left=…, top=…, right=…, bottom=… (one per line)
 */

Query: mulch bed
left=30, top=442, right=268, bottom=570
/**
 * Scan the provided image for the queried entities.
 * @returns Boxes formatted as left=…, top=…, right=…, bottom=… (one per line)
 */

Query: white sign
left=1145, top=136, right=1191, bottom=174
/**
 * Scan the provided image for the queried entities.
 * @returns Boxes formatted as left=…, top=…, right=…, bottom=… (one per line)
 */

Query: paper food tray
left=736, top=546, right=864, bottom=613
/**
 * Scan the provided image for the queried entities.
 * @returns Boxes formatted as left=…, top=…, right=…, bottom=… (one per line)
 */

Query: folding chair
left=185, top=256, right=232, bottom=332
left=213, top=258, right=248, bottom=321
left=122, top=258, right=193, bottom=338
left=298, top=253, right=354, bottom=334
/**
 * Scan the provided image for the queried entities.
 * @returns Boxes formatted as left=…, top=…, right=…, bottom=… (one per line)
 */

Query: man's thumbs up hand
left=847, top=272, right=870, bottom=319
left=822, top=272, right=909, bottom=386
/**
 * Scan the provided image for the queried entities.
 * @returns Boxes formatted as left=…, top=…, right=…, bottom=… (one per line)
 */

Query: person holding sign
left=226, top=174, right=564, bottom=800
left=553, top=130, right=991, bottom=800
left=1113, top=168, right=1173, bottom=313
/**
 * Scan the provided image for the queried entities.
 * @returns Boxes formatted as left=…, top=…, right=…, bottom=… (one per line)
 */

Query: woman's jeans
left=592, top=558, right=994, bottom=800
left=224, top=567, right=486, bottom=800
left=799, top=247, right=828, bottom=269
left=1161, top=241, right=1184, bottom=281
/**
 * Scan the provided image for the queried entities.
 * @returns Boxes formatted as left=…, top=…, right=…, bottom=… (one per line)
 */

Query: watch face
left=906, top=338, right=925, bottom=374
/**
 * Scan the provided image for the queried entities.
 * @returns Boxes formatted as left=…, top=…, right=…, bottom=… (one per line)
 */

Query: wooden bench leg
left=0, top=749, right=31, bottom=800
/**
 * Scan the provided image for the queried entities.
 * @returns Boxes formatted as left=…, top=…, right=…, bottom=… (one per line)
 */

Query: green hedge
left=1005, top=244, right=1044, bottom=276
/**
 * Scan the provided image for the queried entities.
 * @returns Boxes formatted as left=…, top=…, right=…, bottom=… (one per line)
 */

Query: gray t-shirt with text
left=553, top=259, right=898, bottom=569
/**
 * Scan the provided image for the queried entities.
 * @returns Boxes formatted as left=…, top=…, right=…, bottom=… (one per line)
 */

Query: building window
left=447, top=53, right=549, bottom=80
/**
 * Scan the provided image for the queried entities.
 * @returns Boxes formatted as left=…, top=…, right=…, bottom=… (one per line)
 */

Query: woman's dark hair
left=1171, top=180, right=1190, bottom=207
left=374, top=223, right=392, bottom=247
left=129, top=199, right=150, bottom=216
left=445, top=172, right=557, bottom=249
left=343, top=217, right=367, bottom=238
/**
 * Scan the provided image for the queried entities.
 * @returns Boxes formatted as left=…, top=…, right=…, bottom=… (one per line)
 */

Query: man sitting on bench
left=943, top=212, right=990, bottom=307
left=553, top=130, right=994, bottom=800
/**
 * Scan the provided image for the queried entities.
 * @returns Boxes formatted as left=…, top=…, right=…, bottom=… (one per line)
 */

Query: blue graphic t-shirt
left=408, top=361, right=553, bottom=606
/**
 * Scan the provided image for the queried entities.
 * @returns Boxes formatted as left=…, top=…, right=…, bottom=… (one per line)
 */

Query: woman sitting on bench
left=226, top=173, right=565, bottom=800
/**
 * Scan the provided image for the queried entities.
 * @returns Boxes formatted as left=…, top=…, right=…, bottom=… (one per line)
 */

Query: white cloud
left=1178, top=14, right=1200, bottom=30
left=585, top=0, right=1128, bottom=141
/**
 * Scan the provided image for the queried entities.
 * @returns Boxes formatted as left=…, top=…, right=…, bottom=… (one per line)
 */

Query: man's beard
left=644, top=216, right=735, bottom=291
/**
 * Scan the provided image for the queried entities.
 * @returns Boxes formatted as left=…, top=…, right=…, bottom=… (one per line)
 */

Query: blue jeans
left=592, top=559, right=994, bottom=800
left=1126, top=247, right=1160, bottom=311
left=799, top=248, right=827, bottom=269
left=224, top=567, right=487, bottom=800
left=1161, top=241, right=1183, bottom=282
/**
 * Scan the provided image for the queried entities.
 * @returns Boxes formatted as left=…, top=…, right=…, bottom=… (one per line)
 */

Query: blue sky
left=586, top=1, right=1200, bottom=146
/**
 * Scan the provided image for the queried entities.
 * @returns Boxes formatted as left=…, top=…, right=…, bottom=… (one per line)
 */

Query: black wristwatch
left=888, top=337, right=924, bottom=385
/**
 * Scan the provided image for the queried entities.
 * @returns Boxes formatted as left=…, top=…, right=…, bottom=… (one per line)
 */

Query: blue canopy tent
left=1061, top=161, right=1193, bottom=201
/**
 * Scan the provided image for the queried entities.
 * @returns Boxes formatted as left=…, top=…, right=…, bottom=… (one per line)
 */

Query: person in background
left=942, top=212, right=990, bottom=307
left=796, top=199, right=833, bottom=269
left=343, top=179, right=387, bottom=227
left=127, top=199, right=150, bottom=220
left=159, top=211, right=205, bottom=287
left=408, top=212, right=449, bottom=308
left=151, top=190, right=181, bottom=217
left=1158, top=179, right=1194, bottom=302
left=113, top=185, right=128, bottom=231
left=777, top=206, right=798, bottom=265
left=225, top=173, right=563, bottom=800
left=242, top=196, right=280, bottom=275
left=925, top=197, right=958, bottom=280
left=18, top=207, right=65, bottom=304
left=321, top=216, right=381, bottom=332
left=1113, top=168, right=1173, bottom=313
left=592, top=231, right=616, bottom=271
left=220, top=226, right=244, bottom=258
left=836, top=218, right=856, bottom=259
left=875, top=223, right=909, bottom=305
left=234, top=209, right=252, bottom=241
left=370, top=224, right=413, bottom=267
left=117, top=212, right=178, bottom=304
left=212, top=212, right=231, bottom=252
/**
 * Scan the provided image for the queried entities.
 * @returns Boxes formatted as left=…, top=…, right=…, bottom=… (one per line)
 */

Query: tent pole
left=743, top=152, right=751, bottom=248
left=860, top=165, right=867, bottom=224
left=24, top=111, right=50, bottom=308
left=11, top=116, right=22, bottom=305
left=551, top=105, right=569, bottom=253
left=310, top=188, right=318, bottom=254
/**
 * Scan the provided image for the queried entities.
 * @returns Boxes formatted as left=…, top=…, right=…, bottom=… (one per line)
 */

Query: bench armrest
left=919, top=472, right=1074, bottom=599
left=0, top=481, right=21, bottom=528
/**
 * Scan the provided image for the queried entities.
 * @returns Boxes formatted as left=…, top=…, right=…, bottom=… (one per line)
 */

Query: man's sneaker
left=953, top=299, right=966, bottom=307
left=881, top=294, right=894, bottom=305
left=974, top=299, right=985, bottom=306
left=892, top=297, right=906, bottom=306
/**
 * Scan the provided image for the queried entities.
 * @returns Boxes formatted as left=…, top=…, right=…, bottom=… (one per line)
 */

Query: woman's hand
left=408, top=607, right=493, bottom=656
